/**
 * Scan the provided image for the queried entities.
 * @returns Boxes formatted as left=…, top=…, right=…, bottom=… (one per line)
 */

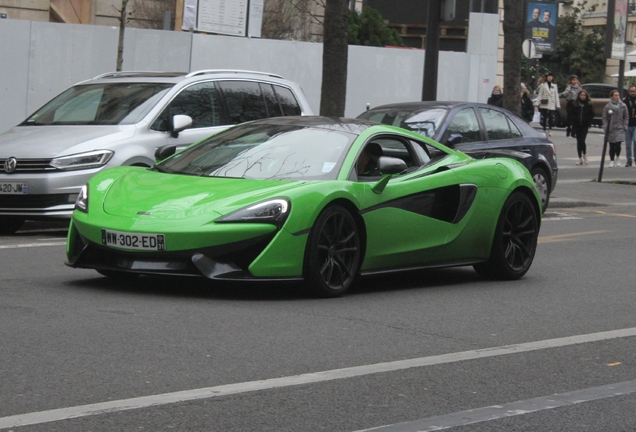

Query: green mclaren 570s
left=66, top=116, right=541, bottom=297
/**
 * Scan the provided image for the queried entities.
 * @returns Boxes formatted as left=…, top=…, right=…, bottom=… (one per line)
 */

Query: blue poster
left=524, top=1, right=558, bottom=54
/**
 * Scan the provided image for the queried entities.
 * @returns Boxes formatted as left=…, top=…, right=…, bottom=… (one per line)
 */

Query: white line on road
left=0, top=241, right=66, bottom=249
left=356, top=380, right=636, bottom=431
left=1, top=327, right=636, bottom=430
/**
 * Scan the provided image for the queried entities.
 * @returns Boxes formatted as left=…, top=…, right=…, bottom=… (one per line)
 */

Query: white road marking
left=1, top=327, right=636, bottom=429
left=0, top=241, right=66, bottom=249
left=542, top=216, right=582, bottom=221
left=356, top=380, right=636, bottom=431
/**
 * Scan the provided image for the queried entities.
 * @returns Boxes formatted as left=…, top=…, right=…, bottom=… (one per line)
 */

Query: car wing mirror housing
left=446, top=134, right=464, bottom=147
left=155, top=145, right=177, bottom=162
left=371, top=156, right=408, bottom=194
left=171, top=114, right=193, bottom=138
left=378, top=156, right=407, bottom=175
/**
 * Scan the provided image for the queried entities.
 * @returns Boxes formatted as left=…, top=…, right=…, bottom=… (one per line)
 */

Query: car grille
left=0, top=158, right=55, bottom=173
left=0, top=194, right=75, bottom=209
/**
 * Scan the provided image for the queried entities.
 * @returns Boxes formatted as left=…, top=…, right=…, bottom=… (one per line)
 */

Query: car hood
left=102, top=169, right=305, bottom=220
left=0, top=125, right=135, bottom=158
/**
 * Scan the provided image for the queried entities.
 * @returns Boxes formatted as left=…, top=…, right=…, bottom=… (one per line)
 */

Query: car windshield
left=21, top=83, right=173, bottom=126
left=358, top=107, right=448, bottom=138
left=157, top=123, right=356, bottom=180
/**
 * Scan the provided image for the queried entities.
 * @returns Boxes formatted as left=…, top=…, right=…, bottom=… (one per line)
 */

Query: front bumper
left=65, top=220, right=304, bottom=281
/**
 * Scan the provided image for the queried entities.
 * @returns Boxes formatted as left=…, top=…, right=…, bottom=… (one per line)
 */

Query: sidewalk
left=535, top=125, right=636, bottom=209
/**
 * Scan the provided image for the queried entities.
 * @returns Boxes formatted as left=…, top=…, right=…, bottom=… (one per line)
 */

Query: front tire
left=304, top=205, right=361, bottom=297
left=530, top=167, right=550, bottom=213
left=474, top=191, right=539, bottom=280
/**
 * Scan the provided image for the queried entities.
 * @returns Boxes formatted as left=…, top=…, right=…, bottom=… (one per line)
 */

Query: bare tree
left=130, top=0, right=176, bottom=30
left=319, top=0, right=349, bottom=116
left=502, top=1, right=524, bottom=115
left=115, top=0, right=131, bottom=71
left=262, top=0, right=325, bottom=41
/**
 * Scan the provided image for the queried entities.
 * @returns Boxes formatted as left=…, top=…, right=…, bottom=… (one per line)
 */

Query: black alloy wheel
left=305, top=205, right=361, bottom=297
left=473, top=191, right=539, bottom=280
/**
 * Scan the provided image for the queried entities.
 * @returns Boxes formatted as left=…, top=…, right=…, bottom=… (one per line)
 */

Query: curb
left=548, top=200, right=606, bottom=209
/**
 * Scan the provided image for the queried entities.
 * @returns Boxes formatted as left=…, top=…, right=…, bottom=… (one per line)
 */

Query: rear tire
left=474, top=191, right=539, bottom=280
left=304, top=205, right=361, bottom=297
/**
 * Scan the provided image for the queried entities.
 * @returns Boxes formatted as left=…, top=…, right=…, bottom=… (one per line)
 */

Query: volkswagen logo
left=4, top=157, right=17, bottom=174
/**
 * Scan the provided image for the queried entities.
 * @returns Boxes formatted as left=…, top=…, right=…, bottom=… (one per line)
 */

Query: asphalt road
left=1, top=200, right=636, bottom=431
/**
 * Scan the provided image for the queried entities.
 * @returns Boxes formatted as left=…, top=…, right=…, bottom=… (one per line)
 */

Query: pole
left=422, top=0, right=440, bottom=101
left=598, top=111, right=611, bottom=182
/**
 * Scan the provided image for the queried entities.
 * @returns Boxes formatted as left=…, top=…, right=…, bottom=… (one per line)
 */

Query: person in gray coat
left=602, top=90, right=629, bottom=167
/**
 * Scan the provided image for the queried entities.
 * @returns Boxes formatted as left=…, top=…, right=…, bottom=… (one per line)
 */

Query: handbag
left=540, top=98, right=549, bottom=105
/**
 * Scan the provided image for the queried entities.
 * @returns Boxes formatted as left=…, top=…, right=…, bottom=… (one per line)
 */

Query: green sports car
left=66, top=116, right=541, bottom=297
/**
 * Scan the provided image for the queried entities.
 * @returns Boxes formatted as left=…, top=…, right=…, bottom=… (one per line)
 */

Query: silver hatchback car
left=0, top=70, right=313, bottom=234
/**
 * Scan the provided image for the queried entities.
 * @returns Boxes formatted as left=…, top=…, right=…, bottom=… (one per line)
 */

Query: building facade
left=0, top=0, right=172, bottom=28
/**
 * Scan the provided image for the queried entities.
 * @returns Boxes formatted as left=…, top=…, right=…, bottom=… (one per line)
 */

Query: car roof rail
left=186, top=69, right=284, bottom=79
left=91, top=71, right=187, bottom=80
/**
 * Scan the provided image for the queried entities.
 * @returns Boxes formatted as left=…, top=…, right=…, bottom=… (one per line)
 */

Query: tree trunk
left=319, top=0, right=349, bottom=117
left=116, top=0, right=130, bottom=71
left=502, top=0, right=523, bottom=116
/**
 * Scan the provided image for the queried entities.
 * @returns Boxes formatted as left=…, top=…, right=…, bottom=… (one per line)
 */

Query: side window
left=218, top=80, right=267, bottom=124
left=151, top=82, right=222, bottom=131
left=354, top=137, right=413, bottom=181
left=260, top=83, right=283, bottom=117
left=479, top=107, right=521, bottom=140
left=444, top=108, right=481, bottom=143
left=273, top=85, right=302, bottom=116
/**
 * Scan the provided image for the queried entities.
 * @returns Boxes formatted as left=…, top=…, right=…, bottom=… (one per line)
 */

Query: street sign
left=522, top=39, right=542, bottom=59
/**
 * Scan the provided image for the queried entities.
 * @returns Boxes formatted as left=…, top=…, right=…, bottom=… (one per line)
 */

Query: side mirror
left=170, top=114, right=193, bottom=138
left=155, top=145, right=177, bottom=161
left=446, top=134, right=464, bottom=147
left=377, top=156, right=407, bottom=175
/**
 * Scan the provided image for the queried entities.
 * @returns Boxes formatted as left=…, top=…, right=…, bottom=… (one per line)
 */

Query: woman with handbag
left=534, top=72, right=560, bottom=137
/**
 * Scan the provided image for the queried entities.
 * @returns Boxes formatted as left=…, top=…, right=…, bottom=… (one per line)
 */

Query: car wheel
left=97, top=269, right=140, bottom=282
left=530, top=167, right=550, bottom=213
left=304, top=205, right=361, bottom=297
left=473, top=191, right=539, bottom=280
left=0, top=217, right=26, bottom=235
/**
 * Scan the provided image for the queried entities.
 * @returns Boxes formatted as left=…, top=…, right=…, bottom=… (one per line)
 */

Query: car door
left=355, top=134, right=465, bottom=271
left=151, top=81, right=228, bottom=149
left=477, top=106, right=525, bottom=149
left=438, top=106, right=489, bottom=156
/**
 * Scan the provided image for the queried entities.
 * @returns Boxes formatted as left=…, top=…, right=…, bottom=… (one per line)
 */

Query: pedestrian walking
left=564, top=75, right=582, bottom=137
left=487, top=85, right=503, bottom=107
left=602, top=89, right=629, bottom=167
left=570, top=90, right=595, bottom=165
left=534, top=72, right=560, bottom=136
left=520, top=85, right=534, bottom=123
left=622, top=84, right=636, bottom=167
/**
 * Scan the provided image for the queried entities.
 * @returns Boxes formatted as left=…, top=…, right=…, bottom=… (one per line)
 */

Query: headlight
left=217, top=198, right=290, bottom=226
left=75, top=185, right=88, bottom=212
left=51, top=150, right=114, bottom=171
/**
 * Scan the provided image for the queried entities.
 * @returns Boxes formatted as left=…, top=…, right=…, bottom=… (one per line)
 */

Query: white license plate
left=0, top=183, right=28, bottom=194
left=101, top=229, right=165, bottom=251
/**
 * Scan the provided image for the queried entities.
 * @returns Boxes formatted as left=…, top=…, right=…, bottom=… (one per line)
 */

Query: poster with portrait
left=611, top=0, right=628, bottom=59
left=524, top=1, right=558, bottom=54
